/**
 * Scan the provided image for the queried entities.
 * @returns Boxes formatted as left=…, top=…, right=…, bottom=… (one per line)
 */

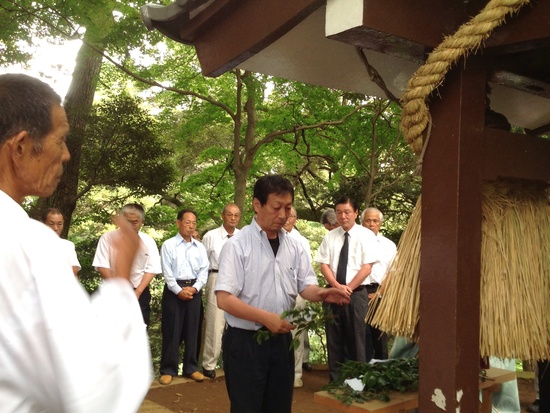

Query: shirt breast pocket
left=280, top=266, right=299, bottom=300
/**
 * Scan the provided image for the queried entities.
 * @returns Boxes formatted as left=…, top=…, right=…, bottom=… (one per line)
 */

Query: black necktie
left=227, top=234, right=233, bottom=238
left=336, top=232, right=349, bottom=285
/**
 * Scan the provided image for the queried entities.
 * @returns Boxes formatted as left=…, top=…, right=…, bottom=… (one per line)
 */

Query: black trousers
left=365, top=292, right=388, bottom=360
left=325, top=288, right=371, bottom=382
left=370, top=327, right=388, bottom=360
left=160, top=283, right=202, bottom=376
left=137, top=285, right=151, bottom=327
left=222, top=326, right=294, bottom=413
left=539, top=360, right=549, bottom=413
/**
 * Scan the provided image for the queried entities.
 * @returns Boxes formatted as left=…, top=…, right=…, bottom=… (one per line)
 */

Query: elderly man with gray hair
left=361, top=207, right=397, bottom=359
left=0, top=73, right=151, bottom=412
left=93, top=203, right=161, bottom=327
left=320, top=207, right=339, bottom=230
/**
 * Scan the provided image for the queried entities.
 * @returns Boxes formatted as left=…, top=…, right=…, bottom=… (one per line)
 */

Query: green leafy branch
left=254, top=302, right=334, bottom=350
left=323, top=358, right=419, bottom=405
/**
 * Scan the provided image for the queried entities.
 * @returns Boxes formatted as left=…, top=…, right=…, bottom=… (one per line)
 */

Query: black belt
left=226, top=325, right=264, bottom=333
left=209, top=269, right=218, bottom=273
left=177, top=279, right=197, bottom=287
left=365, top=283, right=380, bottom=293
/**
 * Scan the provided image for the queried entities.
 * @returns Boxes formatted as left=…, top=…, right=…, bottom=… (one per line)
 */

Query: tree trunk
left=233, top=167, right=248, bottom=220
left=31, top=36, right=103, bottom=238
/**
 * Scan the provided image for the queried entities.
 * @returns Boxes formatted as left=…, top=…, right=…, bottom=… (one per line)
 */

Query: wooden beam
left=327, top=0, right=550, bottom=58
left=193, top=0, right=324, bottom=77
left=526, top=123, right=550, bottom=136
left=485, top=1, right=550, bottom=53
left=419, top=56, right=486, bottom=412
left=483, top=129, right=550, bottom=182
left=360, top=0, right=479, bottom=48
left=490, top=69, right=550, bottom=100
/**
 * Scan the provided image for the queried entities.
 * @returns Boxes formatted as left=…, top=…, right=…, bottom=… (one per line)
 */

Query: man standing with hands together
left=361, top=207, right=397, bottom=359
left=159, top=209, right=209, bottom=384
left=316, top=197, right=378, bottom=382
left=201, top=203, right=241, bottom=379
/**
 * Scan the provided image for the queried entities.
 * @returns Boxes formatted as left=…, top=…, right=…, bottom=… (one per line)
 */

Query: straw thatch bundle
left=367, top=182, right=550, bottom=360
left=366, top=196, right=422, bottom=340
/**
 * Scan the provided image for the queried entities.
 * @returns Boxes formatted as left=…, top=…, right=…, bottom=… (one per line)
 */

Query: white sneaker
left=294, top=378, right=303, bottom=388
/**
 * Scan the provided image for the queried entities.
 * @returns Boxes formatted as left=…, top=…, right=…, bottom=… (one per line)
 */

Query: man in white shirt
left=93, top=203, right=162, bottom=327
left=159, top=209, right=209, bottom=385
left=201, top=203, right=241, bottom=379
left=283, top=206, right=311, bottom=388
left=315, top=197, right=378, bottom=382
left=215, top=175, right=350, bottom=413
left=41, top=207, right=81, bottom=277
left=361, top=207, right=397, bottom=359
left=0, top=73, right=151, bottom=412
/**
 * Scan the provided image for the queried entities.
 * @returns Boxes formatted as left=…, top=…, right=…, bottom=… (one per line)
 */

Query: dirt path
left=140, top=368, right=537, bottom=413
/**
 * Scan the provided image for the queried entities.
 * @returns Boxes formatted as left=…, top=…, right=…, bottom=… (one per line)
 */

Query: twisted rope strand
left=400, top=0, right=532, bottom=154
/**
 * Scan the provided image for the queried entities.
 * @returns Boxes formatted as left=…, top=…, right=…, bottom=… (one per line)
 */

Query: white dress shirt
left=161, top=233, right=209, bottom=295
left=286, top=228, right=312, bottom=264
left=0, top=190, right=152, bottom=413
left=315, top=223, right=378, bottom=284
left=369, top=232, right=397, bottom=284
left=202, top=225, right=240, bottom=270
left=215, top=217, right=318, bottom=330
left=93, top=230, right=161, bottom=288
left=60, top=238, right=81, bottom=270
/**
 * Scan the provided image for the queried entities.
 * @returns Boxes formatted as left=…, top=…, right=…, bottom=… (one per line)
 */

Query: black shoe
left=527, top=399, right=539, bottom=413
left=302, top=363, right=312, bottom=372
left=203, top=369, right=216, bottom=379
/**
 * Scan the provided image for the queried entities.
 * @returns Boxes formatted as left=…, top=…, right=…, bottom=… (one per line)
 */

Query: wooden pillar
left=419, top=56, right=486, bottom=412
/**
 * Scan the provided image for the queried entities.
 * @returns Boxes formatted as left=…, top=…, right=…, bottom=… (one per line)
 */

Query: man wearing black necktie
left=315, top=197, right=378, bottom=382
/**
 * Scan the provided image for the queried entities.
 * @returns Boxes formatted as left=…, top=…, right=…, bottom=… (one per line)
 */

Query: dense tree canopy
left=1, top=0, right=423, bottom=370
left=79, top=92, right=176, bottom=198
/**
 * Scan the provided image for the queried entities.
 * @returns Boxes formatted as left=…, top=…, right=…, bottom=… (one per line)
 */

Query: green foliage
left=0, top=0, right=165, bottom=65
left=255, top=302, right=334, bottom=350
left=147, top=276, right=166, bottom=373
left=79, top=92, right=176, bottom=197
left=2, top=0, right=423, bottom=373
left=324, top=358, right=419, bottom=405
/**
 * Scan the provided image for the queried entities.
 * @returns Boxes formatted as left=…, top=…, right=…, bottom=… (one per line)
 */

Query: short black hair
left=334, top=196, right=358, bottom=212
left=0, top=74, right=62, bottom=148
left=177, top=209, right=197, bottom=221
left=253, top=175, right=294, bottom=206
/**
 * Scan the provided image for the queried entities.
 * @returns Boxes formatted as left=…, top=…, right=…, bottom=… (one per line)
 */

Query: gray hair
left=320, top=208, right=337, bottom=226
left=121, top=203, right=145, bottom=222
left=0, top=74, right=62, bottom=150
left=360, top=207, right=384, bottom=223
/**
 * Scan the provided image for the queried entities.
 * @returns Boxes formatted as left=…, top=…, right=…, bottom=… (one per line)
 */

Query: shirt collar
left=176, top=232, right=196, bottom=246
left=220, top=224, right=236, bottom=239
left=251, top=216, right=286, bottom=240
left=339, top=222, right=357, bottom=235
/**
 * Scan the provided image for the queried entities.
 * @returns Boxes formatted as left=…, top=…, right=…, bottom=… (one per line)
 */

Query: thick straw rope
left=400, top=0, right=532, bottom=155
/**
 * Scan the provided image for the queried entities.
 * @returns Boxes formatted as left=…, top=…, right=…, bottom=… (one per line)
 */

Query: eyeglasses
left=364, top=219, right=380, bottom=224
left=224, top=213, right=241, bottom=218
